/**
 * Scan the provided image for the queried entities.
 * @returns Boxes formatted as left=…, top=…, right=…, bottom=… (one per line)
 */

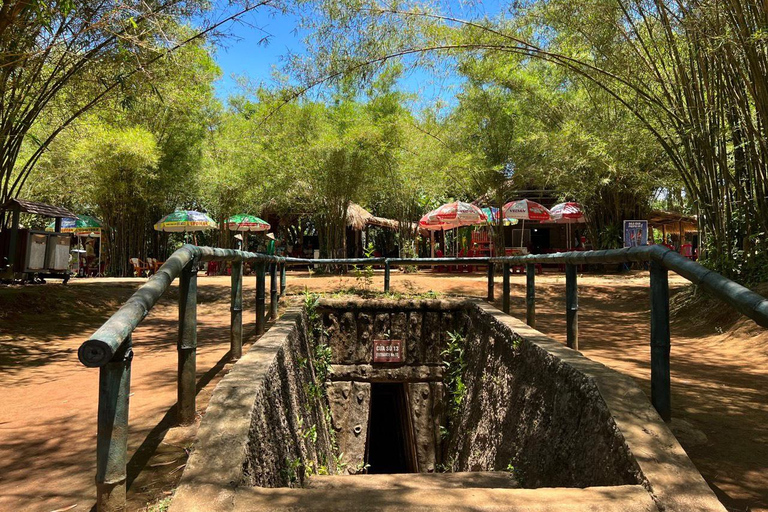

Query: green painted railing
left=79, top=244, right=768, bottom=511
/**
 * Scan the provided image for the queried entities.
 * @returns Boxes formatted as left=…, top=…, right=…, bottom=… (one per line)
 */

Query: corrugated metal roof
left=1, top=199, right=78, bottom=218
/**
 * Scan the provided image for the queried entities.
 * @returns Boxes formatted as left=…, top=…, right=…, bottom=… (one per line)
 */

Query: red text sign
left=373, top=339, right=403, bottom=363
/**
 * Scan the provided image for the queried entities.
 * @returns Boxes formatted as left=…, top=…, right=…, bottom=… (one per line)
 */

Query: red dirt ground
left=0, top=270, right=766, bottom=511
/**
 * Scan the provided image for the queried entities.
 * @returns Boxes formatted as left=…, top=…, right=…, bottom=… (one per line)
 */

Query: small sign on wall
left=373, top=339, right=403, bottom=363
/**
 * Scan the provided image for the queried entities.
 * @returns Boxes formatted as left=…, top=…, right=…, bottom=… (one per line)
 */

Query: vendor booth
left=0, top=199, right=77, bottom=283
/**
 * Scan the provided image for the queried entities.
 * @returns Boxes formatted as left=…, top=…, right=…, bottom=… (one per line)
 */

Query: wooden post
left=177, top=261, right=197, bottom=425
left=230, top=261, right=243, bottom=360
left=95, top=335, right=132, bottom=512
left=269, top=262, right=278, bottom=320
left=566, top=264, right=579, bottom=350
left=502, top=263, right=510, bottom=314
left=650, top=260, right=671, bottom=421
left=487, top=262, right=495, bottom=302
left=384, top=260, right=391, bottom=293
left=255, top=262, right=266, bottom=335
left=526, top=263, right=536, bottom=328
left=280, top=263, right=286, bottom=296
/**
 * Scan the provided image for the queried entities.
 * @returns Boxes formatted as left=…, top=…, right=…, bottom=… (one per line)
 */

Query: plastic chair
left=129, top=258, right=150, bottom=277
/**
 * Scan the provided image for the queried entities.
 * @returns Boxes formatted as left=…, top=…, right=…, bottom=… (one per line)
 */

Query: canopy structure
left=502, top=199, right=552, bottom=221
left=648, top=210, right=698, bottom=233
left=432, top=201, right=487, bottom=227
left=503, top=199, right=552, bottom=247
left=545, top=202, right=585, bottom=250
left=154, top=210, right=217, bottom=233
left=226, top=213, right=270, bottom=232
left=419, top=202, right=487, bottom=257
left=46, top=215, right=104, bottom=234
left=418, top=209, right=446, bottom=231
left=347, top=203, right=410, bottom=231
left=1, top=198, right=77, bottom=219
left=548, top=202, right=585, bottom=223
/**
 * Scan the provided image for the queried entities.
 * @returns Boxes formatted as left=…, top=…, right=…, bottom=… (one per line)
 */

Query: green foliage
left=145, top=496, right=173, bottom=512
left=441, top=331, right=468, bottom=419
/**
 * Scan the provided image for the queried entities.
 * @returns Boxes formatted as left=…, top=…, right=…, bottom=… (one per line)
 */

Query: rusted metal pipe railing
left=565, top=264, right=578, bottom=350
left=487, top=262, right=495, bottom=302
left=270, top=263, right=278, bottom=320
left=95, top=335, right=132, bottom=511
left=526, top=263, right=536, bottom=328
left=80, top=244, right=768, bottom=511
left=177, top=260, right=198, bottom=424
left=650, top=260, right=671, bottom=421
left=255, top=262, right=266, bottom=335
left=230, top=261, right=243, bottom=359
left=79, top=245, right=285, bottom=512
left=502, top=263, right=510, bottom=314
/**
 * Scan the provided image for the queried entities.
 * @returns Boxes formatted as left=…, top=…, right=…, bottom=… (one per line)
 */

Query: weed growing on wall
left=442, top=331, right=468, bottom=418
left=439, top=330, right=468, bottom=472
left=297, top=290, right=352, bottom=480
left=352, top=243, right=376, bottom=292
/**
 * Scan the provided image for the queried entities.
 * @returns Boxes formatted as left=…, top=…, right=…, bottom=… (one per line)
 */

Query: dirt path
left=0, top=270, right=766, bottom=511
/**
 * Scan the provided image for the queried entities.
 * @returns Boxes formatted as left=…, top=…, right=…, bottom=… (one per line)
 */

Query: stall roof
left=648, top=210, right=697, bottom=229
left=347, top=203, right=414, bottom=231
left=1, top=199, right=78, bottom=219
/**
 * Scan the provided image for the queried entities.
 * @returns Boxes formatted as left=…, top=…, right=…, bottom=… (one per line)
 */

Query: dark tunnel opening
left=366, top=383, right=417, bottom=474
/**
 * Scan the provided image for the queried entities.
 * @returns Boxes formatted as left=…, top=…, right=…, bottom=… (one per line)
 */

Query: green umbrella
left=226, top=213, right=270, bottom=232
left=154, top=210, right=217, bottom=233
left=46, top=214, right=104, bottom=234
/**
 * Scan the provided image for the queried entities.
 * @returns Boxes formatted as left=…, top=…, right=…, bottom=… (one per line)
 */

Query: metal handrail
left=80, top=243, right=768, bottom=512
left=78, top=246, right=285, bottom=367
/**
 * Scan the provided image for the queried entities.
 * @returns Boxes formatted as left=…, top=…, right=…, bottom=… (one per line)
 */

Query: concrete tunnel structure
left=168, top=297, right=726, bottom=512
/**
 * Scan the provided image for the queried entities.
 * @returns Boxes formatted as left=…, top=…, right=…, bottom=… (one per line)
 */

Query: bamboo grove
left=2, top=0, right=767, bottom=280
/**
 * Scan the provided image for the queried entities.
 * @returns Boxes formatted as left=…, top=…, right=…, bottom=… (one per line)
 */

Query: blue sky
left=209, top=0, right=505, bottom=108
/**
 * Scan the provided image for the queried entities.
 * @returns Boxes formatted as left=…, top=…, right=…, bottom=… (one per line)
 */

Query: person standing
left=85, top=238, right=96, bottom=276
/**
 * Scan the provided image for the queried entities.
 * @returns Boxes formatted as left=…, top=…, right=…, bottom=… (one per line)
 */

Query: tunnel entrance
left=366, top=383, right=417, bottom=474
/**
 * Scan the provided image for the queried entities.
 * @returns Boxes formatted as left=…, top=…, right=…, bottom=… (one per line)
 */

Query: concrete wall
left=451, top=301, right=725, bottom=512
left=318, top=298, right=461, bottom=472
left=243, top=309, right=337, bottom=487
left=446, top=303, right=642, bottom=487
left=170, top=308, right=336, bottom=512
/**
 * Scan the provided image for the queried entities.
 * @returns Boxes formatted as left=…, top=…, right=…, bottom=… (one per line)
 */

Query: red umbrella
left=419, top=209, right=448, bottom=231
left=432, top=201, right=487, bottom=226
left=502, top=199, right=552, bottom=221
left=549, top=202, right=585, bottom=223
left=503, top=199, right=551, bottom=247
left=547, top=202, right=586, bottom=250
left=420, top=202, right=487, bottom=257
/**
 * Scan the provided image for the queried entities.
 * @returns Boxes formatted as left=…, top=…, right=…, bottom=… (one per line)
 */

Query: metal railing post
left=566, top=264, right=579, bottom=350
left=95, top=334, right=132, bottom=512
left=280, top=262, right=286, bottom=296
left=384, top=260, right=391, bottom=293
left=270, top=262, right=278, bottom=320
left=255, top=262, right=266, bottom=335
left=487, top=262, right=495, bottom=302
left=230, top=261, right=243, bottom=360
left=650, top=260, right=671, bottom=421
left=526, top=263, right=536, bottom=328
left=177, top=261, right=198, bottom=425
left=502, top=263, right=510, bottom=314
